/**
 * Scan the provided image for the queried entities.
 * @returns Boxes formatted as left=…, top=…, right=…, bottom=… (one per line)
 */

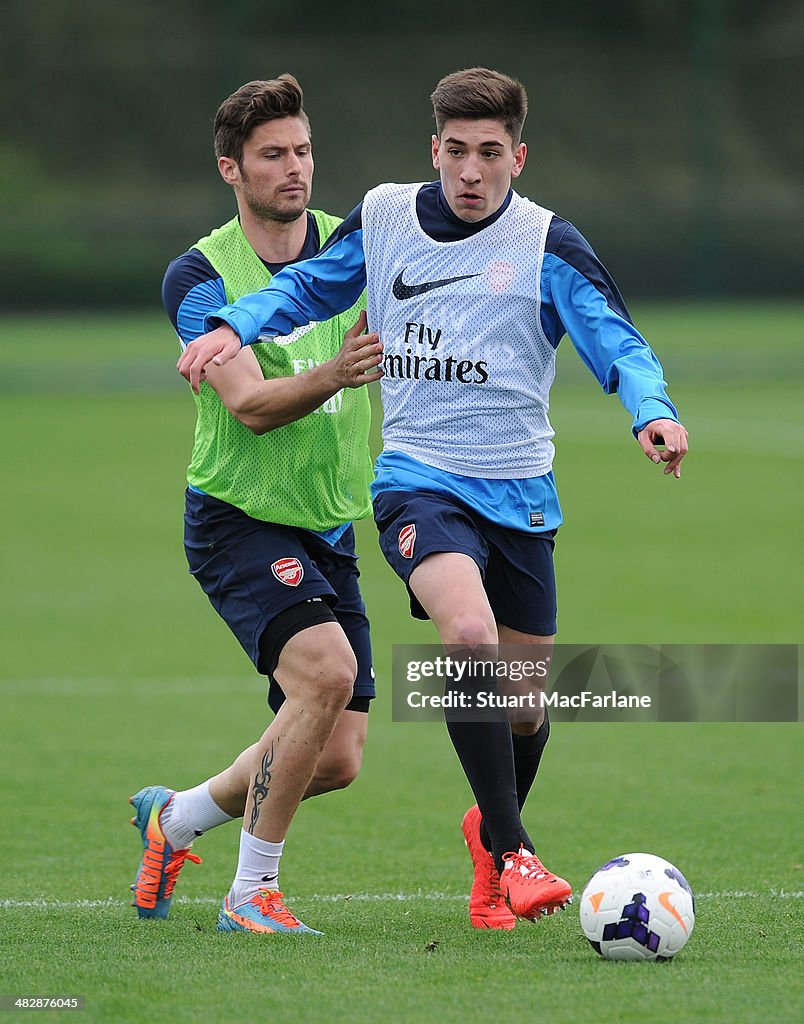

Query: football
left=580, top=853, right=695, bottom=961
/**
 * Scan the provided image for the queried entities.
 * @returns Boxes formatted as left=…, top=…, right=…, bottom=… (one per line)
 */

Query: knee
left=316, top=751, right=363, bottom=793
left=511, top=703, right=549, bottom=735
left=308, top=743, right=363, bottom=797
left=510, top=714, right=543, bottom=735
left=442, top=612, right=496, bottom=652
left=275, top=624, right=358, bottom=712
left=299, top=648, right=358, bottom=711
left=310, top=652, right=358, bottom=711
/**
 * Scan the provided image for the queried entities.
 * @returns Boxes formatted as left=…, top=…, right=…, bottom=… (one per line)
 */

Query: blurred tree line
left=1, top=0, right=801, bottom=307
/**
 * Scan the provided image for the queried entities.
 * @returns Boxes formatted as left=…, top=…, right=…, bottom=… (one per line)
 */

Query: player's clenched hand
left=177, top=324, right=242, bottom=394
left=637, top=418, right=689, bottom=479
left=333, top=310, right=384, bottom=388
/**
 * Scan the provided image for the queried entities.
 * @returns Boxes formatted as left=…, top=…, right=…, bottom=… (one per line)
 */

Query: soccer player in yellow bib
left=178, top=68, right=689, bottom=930
left=130, top=76, right=382, bottom=935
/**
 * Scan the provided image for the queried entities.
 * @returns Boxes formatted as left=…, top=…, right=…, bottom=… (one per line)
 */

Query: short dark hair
left=431, top=67, right=528, bottom=144
left=213, top=74, right=310, bottom=165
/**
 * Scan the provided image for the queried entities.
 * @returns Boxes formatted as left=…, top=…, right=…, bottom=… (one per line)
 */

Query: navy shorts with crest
left=373, top=489, right=557, bottom=636
left=184, top=488, right=374, bottom=711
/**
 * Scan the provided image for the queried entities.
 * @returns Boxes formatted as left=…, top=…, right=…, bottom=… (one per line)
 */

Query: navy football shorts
left=184, top=489, right=374, bottom=712
left=373, top=489, right=557, bottom=636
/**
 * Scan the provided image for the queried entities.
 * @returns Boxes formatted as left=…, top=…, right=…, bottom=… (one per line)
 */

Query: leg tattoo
left=247, top=743, right=275, bottom=834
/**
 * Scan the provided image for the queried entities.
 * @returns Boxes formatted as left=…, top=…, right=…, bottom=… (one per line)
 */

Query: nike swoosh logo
left=588, top=891, right=605, bottom=913
left=658, top=891, right=688, bottom=933
left=392, top=268, right=481, bottom=299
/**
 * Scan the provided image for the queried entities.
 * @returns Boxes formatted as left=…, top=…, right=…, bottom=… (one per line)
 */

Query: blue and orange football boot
left=129, top=786, right=201, bottom=919
left=461, top=805, right=516, bottom=930
left=499, top=844, right=572, bottom=922
left=217, top=889, right=322, bottom=935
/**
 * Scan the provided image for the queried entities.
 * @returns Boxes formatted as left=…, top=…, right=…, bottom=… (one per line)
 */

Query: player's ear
left=218, top=156, right=240, bottom=187
left=431, top=134, right=441, bottom=171
left=511, top=142, right=527, bottom=179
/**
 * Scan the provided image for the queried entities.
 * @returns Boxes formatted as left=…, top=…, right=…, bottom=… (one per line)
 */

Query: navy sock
left=444, top=662, right=532, bottom=874
left=479, top=709, right=550, bottom=855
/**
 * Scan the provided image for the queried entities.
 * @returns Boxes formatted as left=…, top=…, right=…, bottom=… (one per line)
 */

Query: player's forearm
left=204, top=241, right=367, bottom=346
left=225, top=359, right=343, bottom=434
left=605, top=349, right=679, bottom=430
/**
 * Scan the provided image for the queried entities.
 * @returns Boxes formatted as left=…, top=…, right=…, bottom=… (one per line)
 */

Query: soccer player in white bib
left=178, top=67, right=689, bottom=929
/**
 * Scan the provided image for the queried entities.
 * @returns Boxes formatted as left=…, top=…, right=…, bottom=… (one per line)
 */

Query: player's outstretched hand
left=637, top=418, right=689, bottom=479
left=333, top=310, right=384, bottom=388
left=177, top=324, right=242, bottom=393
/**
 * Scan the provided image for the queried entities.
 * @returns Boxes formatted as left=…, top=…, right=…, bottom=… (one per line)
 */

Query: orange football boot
left=461, top=805, right=516, bottom=930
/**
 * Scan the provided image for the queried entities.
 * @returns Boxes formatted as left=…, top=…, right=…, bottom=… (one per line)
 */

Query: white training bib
left=363, top=182, right=556, bottom=478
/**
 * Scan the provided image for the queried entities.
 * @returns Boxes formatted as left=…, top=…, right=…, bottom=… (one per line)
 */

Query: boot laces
left=251, top=889, right=302, bottom=927
left=485, top=860, right=506, bottom=903
left=162, top=850, right=202, bottom=898
left=503, top=847, right=550, bottom=881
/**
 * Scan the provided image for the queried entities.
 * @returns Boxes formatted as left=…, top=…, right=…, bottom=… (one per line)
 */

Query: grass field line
left=2, top=889, right=802, bottom=910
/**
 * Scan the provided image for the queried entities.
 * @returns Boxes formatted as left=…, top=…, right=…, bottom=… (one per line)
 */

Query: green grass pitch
left=1, top=304, right=802, bottom=1023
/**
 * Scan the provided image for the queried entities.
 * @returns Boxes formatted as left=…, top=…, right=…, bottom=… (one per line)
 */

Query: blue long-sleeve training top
left=201, top=183, right=678, bottom=533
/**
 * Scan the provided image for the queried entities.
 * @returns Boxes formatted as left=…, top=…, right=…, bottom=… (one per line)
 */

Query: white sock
left=229, top=830, right=285, bottom=907
left=160, top=782, right=235, bottom=850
